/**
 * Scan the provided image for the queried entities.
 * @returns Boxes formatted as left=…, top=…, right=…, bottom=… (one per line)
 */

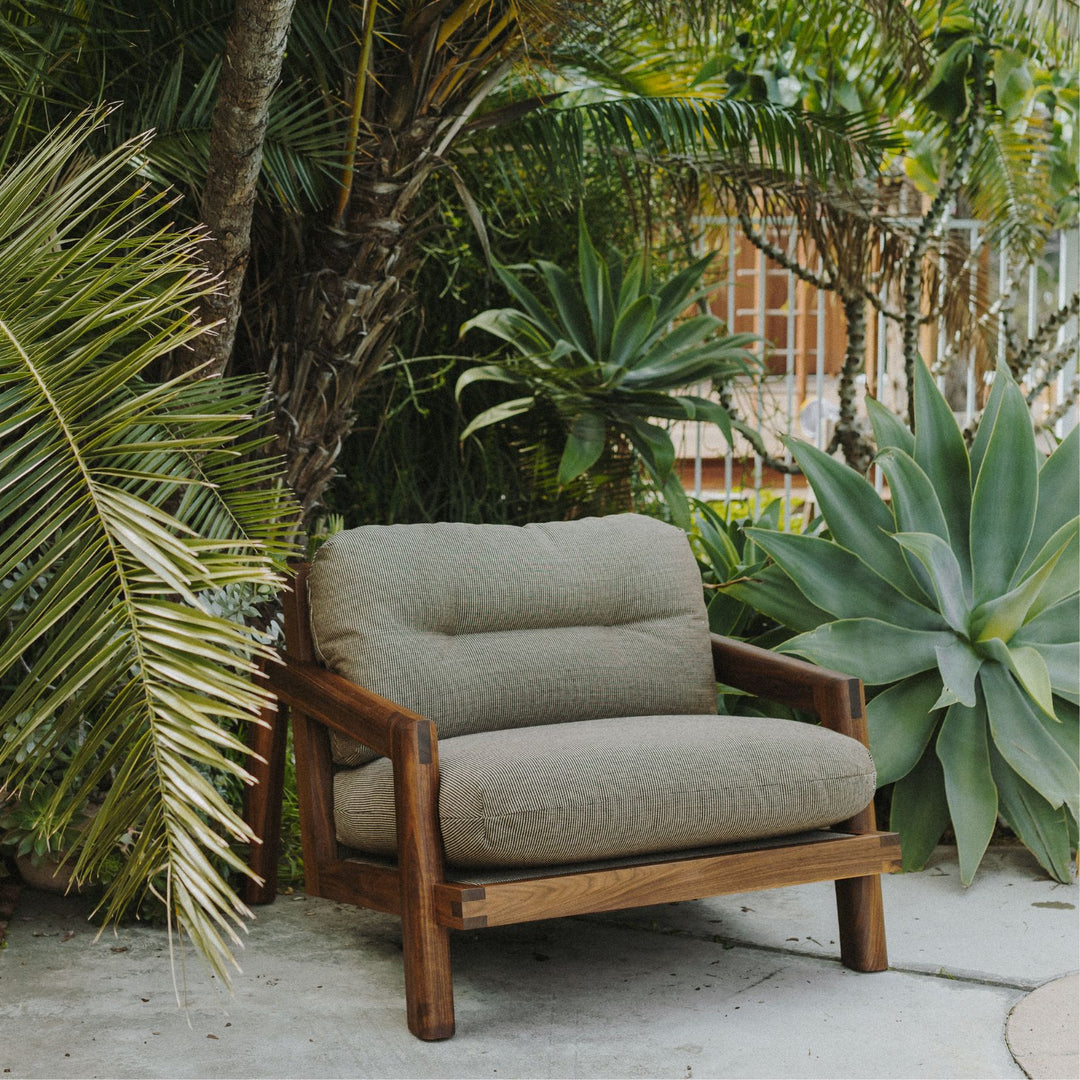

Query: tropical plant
left=0, top=0, right=901, bottom=525
left=724, top=361, right=1078, bottom=884
left=455, top=217, right=760, bottom=526
left=0, top=110, right=296, bottom=981
left=691, top=497, right=793, bottom=643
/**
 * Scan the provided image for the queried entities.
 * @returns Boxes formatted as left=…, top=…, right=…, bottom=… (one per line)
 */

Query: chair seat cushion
left=333, top=714, right=876, bottom=869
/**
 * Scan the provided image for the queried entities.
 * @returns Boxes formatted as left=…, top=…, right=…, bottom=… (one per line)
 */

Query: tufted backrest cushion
left=307, top=514, right=717, bottom=766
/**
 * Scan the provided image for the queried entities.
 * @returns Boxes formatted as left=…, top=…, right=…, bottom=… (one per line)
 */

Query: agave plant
left=726, top=361, right=1078, bottom=883
left=0, top=111, right=296, bottom=981
left=455, top=216, right=760, bottom=526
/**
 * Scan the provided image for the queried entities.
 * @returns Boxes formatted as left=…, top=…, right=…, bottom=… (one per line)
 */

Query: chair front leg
left=835, top=874, right=889, bottom=972
left=393, top=719, right=455, bottom=1040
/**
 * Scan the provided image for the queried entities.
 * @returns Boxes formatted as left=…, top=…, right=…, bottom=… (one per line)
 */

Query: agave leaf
left=1044, top=697, right=1079, bottom=767
left=623, top=348, right=751, bottom=391
left=653, top=253, right=714, bottom=326
left=934, top=637, right=982, bottom=709
left=679, top=396, right=733, bottom=447
left=538, top=260, right=594, bottom=360
left=990, top=743, right=1075, bottom=883
left=983, top=662, right=1078, bottom=815
left=748, top=528, right=945, bottom=630
left=866, top=395, right=914, bottom=455
left=1027, top=645, right=1080, bottom=704
left=980, top=639, right=1057, bottom=721
left=936, top=699, right=998, bottom=886
left=491, top=261, right=561, bottom=342
left=1021, top=425, right=1079, bottom=574
left=971, top=522, right=1077, bottom=640
left=912, top=361, right=972, bottom=569
left=876, top=448, right=960, bottom=597
left=1013, top=596, right=1080, bottom=645
left=969, top=360, right=1010, bottom=480
left=625, top=315, right=716, bottom=372
left=779, top=619, right=953, bottom=685
left=625, top=415, right=676, bottom=482
left=558, top=410, right=607, bottom=485
left=660, top=469, right=692, bottom=530
left=866, top=671, right=944, bottom=784
left=721, top=564, right=832, bottom=634
left=577, top=215, right=613, bottom=358
left=616, top=252, right=646, bottom=312
left=890, top=747, right=951, bottom=872
left=893, top=532, right=970, bottom=634
left=458, top=396, right=535, bottom=441
left=969, top=373, right=1039, bottom=605
left=784, top=437, right=925, bottom=603
left=459, top=308, right=552, bottom=355
left=1021, top=519, right=1079, bottom=622
left=454, top=363, right=527, bottom=400
left=608, top=295, right=658, bottom=372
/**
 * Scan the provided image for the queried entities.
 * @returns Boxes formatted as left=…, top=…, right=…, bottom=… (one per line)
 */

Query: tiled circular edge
left=1006, top=973, right=1079, bottom=1080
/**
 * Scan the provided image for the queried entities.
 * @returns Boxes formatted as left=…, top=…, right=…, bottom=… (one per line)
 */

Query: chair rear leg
left=834, top=874, right=888, bottom=972
left=243, top=680, right=288, bottom=906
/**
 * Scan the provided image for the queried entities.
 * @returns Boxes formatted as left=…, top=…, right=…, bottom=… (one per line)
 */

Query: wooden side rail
left=434, top=832, right=902, bottom=930
left=261, top=654, right=424, bottom=760
left=711, top=634, right=864, bottom=737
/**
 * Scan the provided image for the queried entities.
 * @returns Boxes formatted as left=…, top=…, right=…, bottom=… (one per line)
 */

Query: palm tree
left=0, top=0, right=903, bottom=524
left=0, top=109, right=297, bottom=984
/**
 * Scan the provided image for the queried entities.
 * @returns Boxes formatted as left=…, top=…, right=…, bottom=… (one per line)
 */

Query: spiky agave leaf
left=733, top=361, right=1078, bottom=883
left=0, top=110, right=297, bottom=983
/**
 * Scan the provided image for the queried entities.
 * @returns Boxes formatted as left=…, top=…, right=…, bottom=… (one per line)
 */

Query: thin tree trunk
left=828, top=293, right=875, bottom=471
left=178, top=0, right=297, bottom=378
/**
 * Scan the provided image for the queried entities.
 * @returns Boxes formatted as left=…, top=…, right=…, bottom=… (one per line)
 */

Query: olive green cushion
left=333, top=713, right=877, bottom=868
left=308, top=515, right=717, bottom=766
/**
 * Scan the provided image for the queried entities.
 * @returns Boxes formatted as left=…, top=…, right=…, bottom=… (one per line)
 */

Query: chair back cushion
left=307, top=514, right=716, bottom=765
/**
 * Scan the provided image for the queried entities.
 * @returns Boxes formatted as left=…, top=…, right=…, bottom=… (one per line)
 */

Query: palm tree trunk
left=266, top=126, right=443, bottom=520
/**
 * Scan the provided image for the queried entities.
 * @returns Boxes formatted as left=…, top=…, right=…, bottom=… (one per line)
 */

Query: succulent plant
left=726, top=362, right=1078, bottom=883
left=455, top=216, right=760, bottom=526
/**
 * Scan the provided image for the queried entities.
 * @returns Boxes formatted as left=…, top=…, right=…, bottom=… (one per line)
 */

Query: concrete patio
left=0, top=845, right=1076, bottom=1079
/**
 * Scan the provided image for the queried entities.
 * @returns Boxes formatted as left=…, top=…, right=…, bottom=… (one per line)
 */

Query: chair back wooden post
left=281, top=562, right=340, bottom=899
left=241, top=562, right=311, bottom=906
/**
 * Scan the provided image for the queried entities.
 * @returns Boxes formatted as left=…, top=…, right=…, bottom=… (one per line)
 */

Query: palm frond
left=0, top=109, right=297, bottom=985
left=471, top=94, right=897, bottom=214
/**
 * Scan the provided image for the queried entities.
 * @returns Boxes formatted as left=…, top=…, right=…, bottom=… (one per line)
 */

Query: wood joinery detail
left=433, top=832, right=901, bottom=930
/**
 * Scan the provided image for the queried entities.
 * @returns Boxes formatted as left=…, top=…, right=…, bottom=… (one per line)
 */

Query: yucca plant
left=455, top=217, right=760, bottom=526
left=0, top=111, right=297, bottom=981
left=725, top=362, right=1078, bottom=883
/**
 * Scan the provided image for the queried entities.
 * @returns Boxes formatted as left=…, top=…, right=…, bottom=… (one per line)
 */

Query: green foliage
left=691, top=497, right=798, bottom=642
left=0, top=111, right=297, bottom=980
left=456, top=215, right=760, bottom=527
left=728, top=363, right=1078, bottom=883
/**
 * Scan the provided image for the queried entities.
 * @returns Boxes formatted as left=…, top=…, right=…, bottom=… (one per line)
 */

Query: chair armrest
left=710, top=634, right=867, bottom=743
left=262, top=654, right=427, bottom=760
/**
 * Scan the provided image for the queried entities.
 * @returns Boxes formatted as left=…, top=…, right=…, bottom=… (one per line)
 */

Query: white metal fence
left=676, top=219, right=1080, bottom=526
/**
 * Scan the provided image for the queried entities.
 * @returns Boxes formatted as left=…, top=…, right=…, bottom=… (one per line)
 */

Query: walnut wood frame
left=244, top=564, right=901, bottom=1041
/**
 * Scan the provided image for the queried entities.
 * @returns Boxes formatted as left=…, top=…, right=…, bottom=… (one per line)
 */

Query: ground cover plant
left=725, top=362, right=1079, bottom=883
